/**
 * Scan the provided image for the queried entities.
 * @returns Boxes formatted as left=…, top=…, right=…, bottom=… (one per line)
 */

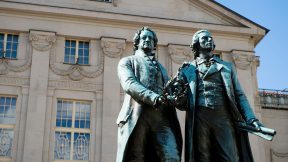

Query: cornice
left=0, top=1, right=262, bottom=36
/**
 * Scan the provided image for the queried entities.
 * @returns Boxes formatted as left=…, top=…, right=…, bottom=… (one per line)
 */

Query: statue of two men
left=116, top=27, right=271, bottom=162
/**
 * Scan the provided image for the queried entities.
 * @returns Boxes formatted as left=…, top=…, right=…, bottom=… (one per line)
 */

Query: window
left=64, top=40, right=90, bottom=65
left=0, top=33, right=19, bottom=59
left=54, top=99, right=91, bottom=161
left=0, top=96, right=17, bottom=159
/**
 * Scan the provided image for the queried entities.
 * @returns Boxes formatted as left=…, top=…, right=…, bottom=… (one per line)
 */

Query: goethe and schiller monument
left=0, top=0, right=279, bottom=162
left=116, top=27, right=275, bottom=162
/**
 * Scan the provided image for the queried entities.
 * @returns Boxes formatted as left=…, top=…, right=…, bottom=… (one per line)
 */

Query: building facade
left=0, top=0, right=269, bottom=162
left=259, top=89, right=288, bottom=162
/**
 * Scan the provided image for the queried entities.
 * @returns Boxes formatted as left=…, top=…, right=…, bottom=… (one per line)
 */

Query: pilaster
left=42, top=88, right=55, bottom=162
left=168, top=44, right=193, bottom=158
left=100, top=37, right=126, bottom=162
left=16, top=86, right=29, bottom=162
left=22, top=30, right=56, bottom=162
left=231, top=50, right=265, bottom=162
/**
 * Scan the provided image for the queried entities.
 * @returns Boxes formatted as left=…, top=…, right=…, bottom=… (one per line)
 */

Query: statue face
left=138, top=30, right=155, bottom=53
left=198, top=31, right=214, bottom=51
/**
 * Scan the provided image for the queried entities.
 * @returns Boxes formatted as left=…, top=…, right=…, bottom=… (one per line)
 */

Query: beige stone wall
left=259, top=91, right=288, bottom=162
left=0, top=0, right=268, bottom=162
left=262, top=109, right=288, bottom=162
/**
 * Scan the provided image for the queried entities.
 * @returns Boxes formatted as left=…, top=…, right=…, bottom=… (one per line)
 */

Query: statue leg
left=194, top=109, right=212, bottom=162
left=154, top=126, right=180, bottom=162
left=151, top=113, right=181, bottom=162
left=124, top=115, right=149, bottom=162
left=212, top=116, right=239, bottom=162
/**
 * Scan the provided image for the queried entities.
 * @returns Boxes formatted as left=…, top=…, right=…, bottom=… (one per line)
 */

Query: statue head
left=190, top=29, right=216, bottom=58
left=133, top=27, right=158, bottom=52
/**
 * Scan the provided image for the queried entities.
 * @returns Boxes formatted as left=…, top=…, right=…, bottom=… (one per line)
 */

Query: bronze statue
left=116, top=27, right=182, bottom=162
left=166, top=30, right=275, bottom=162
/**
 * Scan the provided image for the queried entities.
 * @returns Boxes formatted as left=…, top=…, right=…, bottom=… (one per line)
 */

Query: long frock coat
left=116, top=51, right=182, bottom=162
left=178, top=56, right=255, bottom=162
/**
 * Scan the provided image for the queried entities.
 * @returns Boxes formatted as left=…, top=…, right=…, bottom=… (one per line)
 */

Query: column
left=100, top=37, right=126, bottom=162
left=22, top=30, right=56, bottom=162
left=232, top=50, right=265, bottom=162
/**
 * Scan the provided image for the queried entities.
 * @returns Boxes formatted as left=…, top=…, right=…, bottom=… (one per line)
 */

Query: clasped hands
left=155, top=74, right=188, bottom=108
left=154, top=89, right=188, bottom=108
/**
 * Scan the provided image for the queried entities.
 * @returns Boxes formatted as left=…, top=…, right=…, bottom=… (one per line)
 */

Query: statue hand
left=174, top=88, right=188, bottom=106
left=252, top=120, right=264, bottom=131
left=154, top=94, right=176, bottom=108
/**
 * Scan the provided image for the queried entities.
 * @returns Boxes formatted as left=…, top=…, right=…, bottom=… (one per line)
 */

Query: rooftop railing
left=259, top=88, right=288, bottom=109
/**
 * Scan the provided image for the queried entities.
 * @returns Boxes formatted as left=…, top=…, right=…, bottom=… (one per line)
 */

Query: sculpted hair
left=190, top=29, right=216, bottom=59
left=133, top=27, right=158, bottom=51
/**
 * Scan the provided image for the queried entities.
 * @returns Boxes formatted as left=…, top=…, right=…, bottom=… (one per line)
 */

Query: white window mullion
left=3, top=33, right=7, bottom=57
left=72, top=101, right=76, bottom=129
left=70, top=101, right=76, bottom=160
left=75, top=40, right=79, bottom=64
left=70, top=132, right=74, bottom=160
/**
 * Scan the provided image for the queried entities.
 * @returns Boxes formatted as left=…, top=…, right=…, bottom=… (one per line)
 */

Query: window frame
left=64, top=39, right=90, bottom=65
left=0, top=32, right=19, bottom=60
left=54, top=98, right=92, bottom=161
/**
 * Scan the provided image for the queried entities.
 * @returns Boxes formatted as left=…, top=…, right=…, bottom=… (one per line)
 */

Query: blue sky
left=215, top=0, right=288, bottom=91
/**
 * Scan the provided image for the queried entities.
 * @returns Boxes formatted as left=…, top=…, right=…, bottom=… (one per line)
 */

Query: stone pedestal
left=22, top=30, right=56, bottom=162
left=100, top=37, right=126, bottom=162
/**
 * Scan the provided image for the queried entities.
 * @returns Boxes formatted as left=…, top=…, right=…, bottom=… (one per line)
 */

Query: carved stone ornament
left=29, top=31, right=56, bottom=52
left=50, top=40, right=104, bottom=81
left=231, top=50, right=255, bottom=70
left=0, top=34, right=32, bottom=75
left=0, top=76, right=29, bottom=86
left=100, top=37, right=126, bottom=58
left=49, top=80, right=101, bottom=92
left=271, top=149, right=288, bottom=162
left=168, top=44, right=194, bottom=64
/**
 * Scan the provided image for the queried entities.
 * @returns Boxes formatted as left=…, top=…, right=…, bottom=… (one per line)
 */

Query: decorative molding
left=29, top=31, right=56, bottom=52
left=0, top=34, right=32, bottom=75
left=48, top=80, right=102, bottom=91
left=49, top=40, right=104, bottom=81
left=100, top=37, right=126, bottom=58
left=0, top=76, right=29, bottom=86
left=231, top=50, right=255, bottom=70
left=271, top=149, right=288, bottom=162
left=0, top=130, right=12, bottom=157
left=168, top=44, right=193, bottom=64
